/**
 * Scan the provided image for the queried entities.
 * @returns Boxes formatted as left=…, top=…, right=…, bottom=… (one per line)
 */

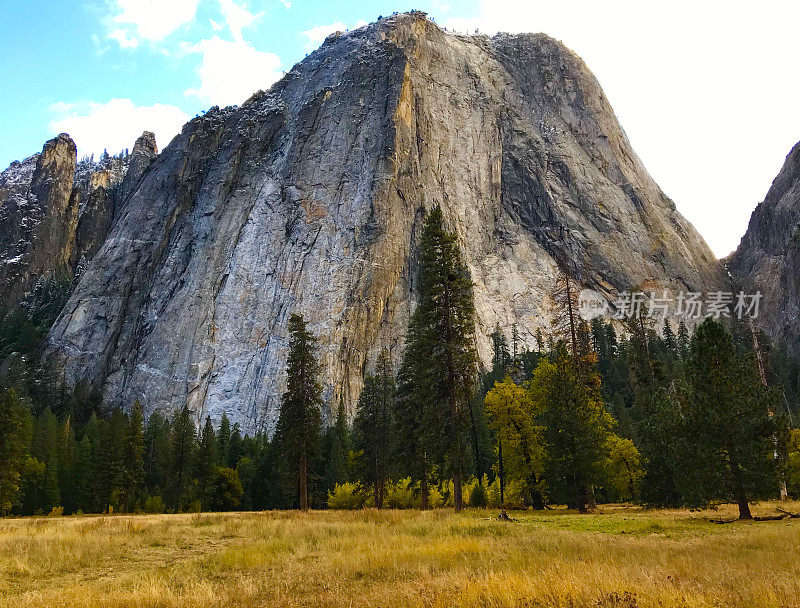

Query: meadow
left=1, top=502, right=799, bottom=608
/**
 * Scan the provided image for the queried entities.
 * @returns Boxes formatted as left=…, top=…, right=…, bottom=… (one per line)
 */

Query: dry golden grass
left=1, top=501, right=799, bottom=608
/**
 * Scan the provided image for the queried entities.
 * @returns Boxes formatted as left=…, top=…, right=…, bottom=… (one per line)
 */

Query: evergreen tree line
left=2, top=207, right=800, bottom=518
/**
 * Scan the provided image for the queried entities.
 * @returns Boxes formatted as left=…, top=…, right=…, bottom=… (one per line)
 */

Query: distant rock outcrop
left=0, top=131, right=158, bottom=311
left=44, top=12, right=724, bottom=432
left=729, top=141, right=800, bottom=354
left=1, top=133, right=78, bottom=308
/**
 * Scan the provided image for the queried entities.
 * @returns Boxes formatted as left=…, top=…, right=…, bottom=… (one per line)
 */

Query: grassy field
left=2, top=502, right=799, bottom=608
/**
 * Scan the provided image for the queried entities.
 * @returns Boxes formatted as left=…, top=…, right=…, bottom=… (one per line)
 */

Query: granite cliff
left=29, top=12, right=724, bottom=432
left=0, top=131, right=158, bottom=312
left=729, top=140, right=800, bottom=354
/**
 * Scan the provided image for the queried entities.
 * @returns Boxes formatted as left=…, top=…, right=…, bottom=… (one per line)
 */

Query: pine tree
left=535, top=328, right=545, bottom=353
left=678, top=319, right=785, bottom=519
left=228, top=423, right=243, bottom=468
left=511, top=323, right=520, bottom=361
left=352, top=350, right=394, bottom=508
left=217, top=413, right=231, bottom=467
left=551, top=265, right=580, bottom=357
left=402, top=206, right=477, bottom=512
left=0, top=388, right=33, bottom=514
left=637, top=386, right=684, bottom=506
left=169, top=406, right=197, bottom=511
left=80, top=412, right=102, bottom=512
left=196, top=416, right=217, bottom=509
left=662, top=319, right=677, bottom=353
left=121, top=401, right=145, bottom=512
left=677, top=320, right=690, bottom=359
left=323, top=398, right=350, bottom=493
left=97, top=408, right=128, bottom=512
left=73, top=433, right=94, bottom=512
left=491, top=324, right=511, bottom=372
left=530, top=351, right=612, bottom=511
left=393, top=318, right=431, bottom=508
left=57, top=417, right=77, bottom=513
left=31, top=407, right=61, bottom=511
left=143, top=411, right=171, bottom=499
left=273, top=313, right=323, bottom=511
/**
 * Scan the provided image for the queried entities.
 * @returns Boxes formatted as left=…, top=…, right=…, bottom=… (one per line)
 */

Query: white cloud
left=48, top=99, right=189, bottom=159
left=106, top=0, right=201, bottom=48
left=107, top=28, right=139, bottom=49
left=302, top=22, right=346, bottom=51
left=443, top=0, right=800, bottom=257
left=218, top=0, right=260, bottom=42
left=301, top=20, right=368, bottom=52
left=184, top=37, right=282, bottom=107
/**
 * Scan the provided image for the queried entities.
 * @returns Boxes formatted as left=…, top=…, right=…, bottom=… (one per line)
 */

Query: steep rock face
left=0, top=132, right=158, bottom=309
left=0, top=134, right=78, bottom=309
left=729, top=140, right=800, bottom=353
left=118, top=131, right=158, bottom=204
left=71, top=132, right=159, bottom=268
left=47, top=13, right=723, bottom=432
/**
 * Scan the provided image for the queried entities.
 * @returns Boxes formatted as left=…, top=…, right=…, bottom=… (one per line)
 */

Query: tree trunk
left=454, top=463, right=463, bottom=512
left=588, top=484, right=597, bottom=509
left=498, top=439, right=505, bottom=506
left=299, top=451, right=309, bottom=512
left=736, top=484, right=752, bottom=520
left=420, top=452, right=430, bottom=509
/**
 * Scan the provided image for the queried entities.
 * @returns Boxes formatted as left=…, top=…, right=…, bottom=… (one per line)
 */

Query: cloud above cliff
left=301, top=20, right=368, bottom=52
left=444, top=0, right=800, bottom=257
left=184, top=37, right=283, bottom=107
left=48, top=99, right=189, bottom=159
left=105, top=0, right=202, bottom=48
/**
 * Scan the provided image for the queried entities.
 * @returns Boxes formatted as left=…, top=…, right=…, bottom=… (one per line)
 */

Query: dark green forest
left=2, top=209, right=800, bottom=518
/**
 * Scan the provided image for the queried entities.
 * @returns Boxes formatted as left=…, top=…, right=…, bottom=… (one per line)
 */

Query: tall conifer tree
left=273, top=313, right=323, bottom=511
left=353, top=350, right=394, bottom=508
left=396, top=206, right=477, bottom=512
left=0, top=388, right=32, bottom=514
left=169, top=406, right=197, bottom=511
left=679, top=319, right=785, bottom=519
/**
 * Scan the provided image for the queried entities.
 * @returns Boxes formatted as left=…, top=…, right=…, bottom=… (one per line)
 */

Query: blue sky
left=1, top=1, right=799, bottom=257
left=0, top=0, right=477, bottom=166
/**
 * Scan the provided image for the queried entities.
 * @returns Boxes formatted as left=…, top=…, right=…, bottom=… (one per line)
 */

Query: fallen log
left=498, top=509, right=515, bottom=522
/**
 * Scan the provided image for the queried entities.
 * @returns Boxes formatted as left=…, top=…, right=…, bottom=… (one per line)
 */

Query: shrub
left=469, top=481, right=488, bottom=508
left=143, top=495, right=165, bottom=514
left=487, top=477, right=526, bottom=508
left=327, top=483, right=366, bottom=509
left=48, top=506, right=64, bottom=517
left=386, top=478, right=416, bottom=508
left=206, top=467, right=244, bottom=512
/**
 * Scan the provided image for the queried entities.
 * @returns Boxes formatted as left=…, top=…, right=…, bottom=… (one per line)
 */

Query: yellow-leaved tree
left=483, top=376, right=546, bottom=508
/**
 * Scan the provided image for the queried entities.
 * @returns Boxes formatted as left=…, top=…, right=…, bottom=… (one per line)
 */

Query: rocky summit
left=0, top=131, right=158, bottom=312
left=2, top=13, right=726, bottom=432
left=729, top=140, right=800, bottom=354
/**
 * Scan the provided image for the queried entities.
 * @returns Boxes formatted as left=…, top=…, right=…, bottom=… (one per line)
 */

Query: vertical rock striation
left=729, top=140, right=800, bottom=353
left=0, top=134, right=78, bottom=309
left=46, top=13, right=724, bottom=432
left=1, top=132, right=158, bottom=312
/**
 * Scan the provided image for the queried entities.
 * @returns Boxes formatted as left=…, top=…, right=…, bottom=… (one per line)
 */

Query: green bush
left=206, top=467, right=243, bottom=512
left=469, top=481, right=488, bottom=508
left=327, top=483, right=366, bottom=509
left=385, top=478, right=416, bottom=508
left=143, top=495, right=165, bottom=513
left=487, top=478, right=525, bottom=508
